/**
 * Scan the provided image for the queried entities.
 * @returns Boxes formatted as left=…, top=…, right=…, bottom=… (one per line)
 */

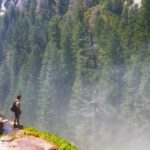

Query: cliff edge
left=0, top=117, right=78, bottom=150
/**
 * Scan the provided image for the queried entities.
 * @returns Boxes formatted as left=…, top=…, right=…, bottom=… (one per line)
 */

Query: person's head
left=16, top=95, right=21, bottom=100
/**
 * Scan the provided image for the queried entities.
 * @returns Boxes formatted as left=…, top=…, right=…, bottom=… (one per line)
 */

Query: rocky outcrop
left=0, top=136, right=58, bottom=150
left=134, top=0, right=141, bottom=5
left=0, top=118, right=58, bottom=150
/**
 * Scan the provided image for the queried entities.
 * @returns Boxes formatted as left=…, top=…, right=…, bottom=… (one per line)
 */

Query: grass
left=24, top=126, right=79, bottom=150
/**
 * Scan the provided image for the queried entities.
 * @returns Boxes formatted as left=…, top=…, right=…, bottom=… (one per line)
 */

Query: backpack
left=10, top=102, right=17, bottom=112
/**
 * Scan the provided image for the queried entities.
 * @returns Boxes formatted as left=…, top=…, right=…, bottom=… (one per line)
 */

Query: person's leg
left=13, top=112, right=17, bottom=127
left=16, top=113, right=20, bottom=127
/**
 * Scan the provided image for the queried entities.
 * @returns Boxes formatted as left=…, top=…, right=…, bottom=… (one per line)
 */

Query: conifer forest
left=0, top=0, right=150, bottom=149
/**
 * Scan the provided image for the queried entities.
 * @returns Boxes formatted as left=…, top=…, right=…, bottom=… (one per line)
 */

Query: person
left=13, top=95, right=22, bottom=128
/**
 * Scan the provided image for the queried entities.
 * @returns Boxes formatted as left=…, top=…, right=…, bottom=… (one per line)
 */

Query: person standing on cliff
left=11, top=95, right=22, bottom=128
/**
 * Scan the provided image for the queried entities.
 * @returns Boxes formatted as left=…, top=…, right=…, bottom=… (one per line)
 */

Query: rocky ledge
left=0, top=117, right=57, bottom=150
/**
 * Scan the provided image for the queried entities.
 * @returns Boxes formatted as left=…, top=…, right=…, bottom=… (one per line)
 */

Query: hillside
left=0, top=0, right=150, bottom=149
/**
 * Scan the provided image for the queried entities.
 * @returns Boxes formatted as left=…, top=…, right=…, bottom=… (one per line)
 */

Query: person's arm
left=16, top=101, right=21, bottom=112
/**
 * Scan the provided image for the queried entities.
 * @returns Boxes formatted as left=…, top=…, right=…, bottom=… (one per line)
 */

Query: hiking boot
left=13, top=124, right=17, bottom=128
left=18, top=124, right=23, bottom=129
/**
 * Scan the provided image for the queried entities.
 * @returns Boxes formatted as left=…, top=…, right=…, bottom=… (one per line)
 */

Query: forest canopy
left=0, top=0, right=150, bottom=149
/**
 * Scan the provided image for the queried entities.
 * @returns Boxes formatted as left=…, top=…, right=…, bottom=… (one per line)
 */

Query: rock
left=0, top=136, right=14, bottom=142
left=48, top=146, right=57, bottom=150
left=12, top=136, right=58, bottom=150
left=2, top=119, right=9, bottom=123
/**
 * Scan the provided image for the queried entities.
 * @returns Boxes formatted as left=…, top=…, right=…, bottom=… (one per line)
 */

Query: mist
left=64, top=63, right=150, bottom=150
left=4, top=60, right=149, bottom=150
